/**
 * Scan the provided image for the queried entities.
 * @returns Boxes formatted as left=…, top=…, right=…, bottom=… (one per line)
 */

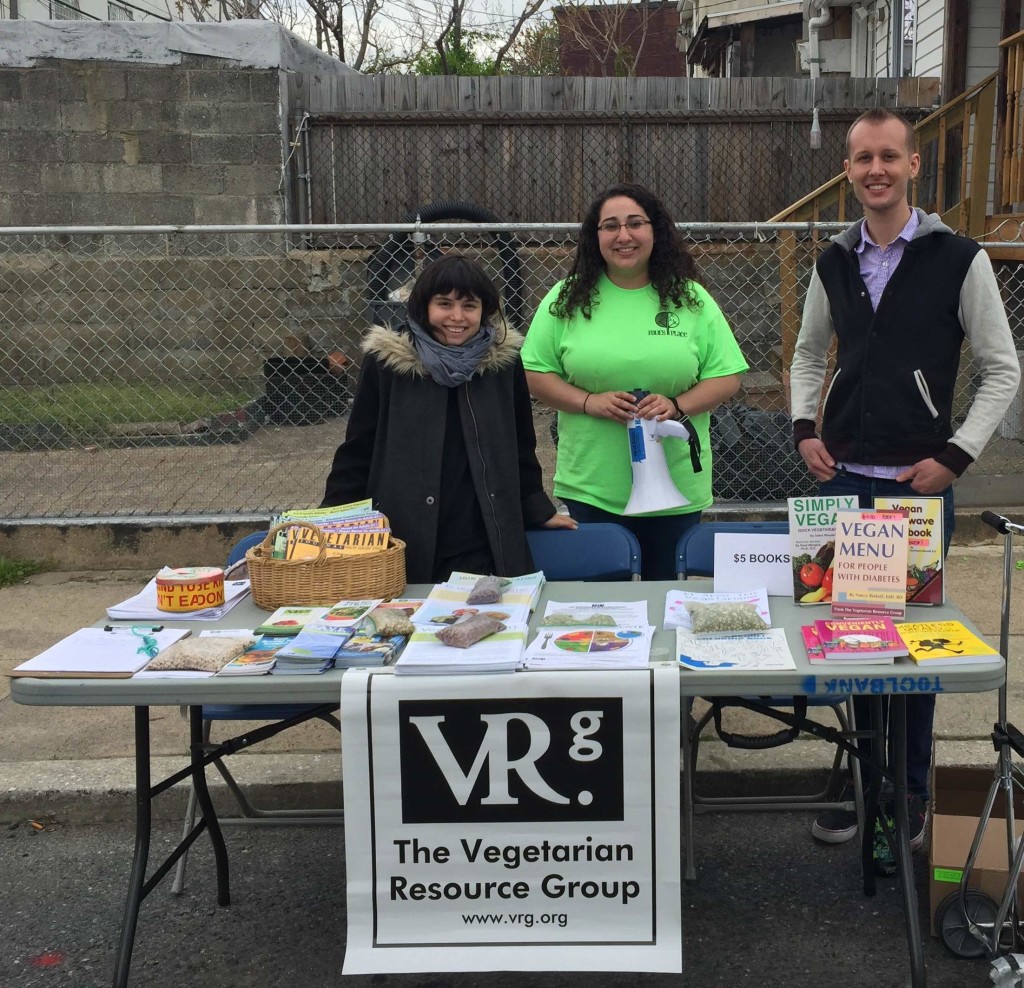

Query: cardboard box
left=929, top=765, right=1024, bottom=937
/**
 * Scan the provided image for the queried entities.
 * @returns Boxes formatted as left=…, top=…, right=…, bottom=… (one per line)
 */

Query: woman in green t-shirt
left=522, top=183, right=748, bottom=580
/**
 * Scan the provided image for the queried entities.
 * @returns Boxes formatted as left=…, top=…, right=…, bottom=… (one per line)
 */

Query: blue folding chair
left=676, top=520, right=863, bottom=879
left=172, top=531, right=342, bottom=894
left=526, top=522, right=642, bottom=581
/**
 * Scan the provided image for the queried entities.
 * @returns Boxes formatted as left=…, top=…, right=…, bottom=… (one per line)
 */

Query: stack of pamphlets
left=106, top=577, right=251, bottom=622
left=522, top=600, right=654, bottom=670
left=410, top=571, right=544, bottom=628
left=393, top=623, right=528, bottom=675
left=217, top=635, right=292, bottom=676
left=271, top=599, right=382, bottom=674
left=334, top=632, right=408, bottom=668
left=271, top=499, right=390, bottom=560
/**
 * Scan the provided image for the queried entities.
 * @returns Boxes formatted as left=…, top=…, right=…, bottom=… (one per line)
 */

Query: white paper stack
left=411, top=571, right=545, bottom=629
left=392, top=623, right=528, bottom=675
left=522, top=625, right=654, bottom=670
left=106, top=578, right=251, bottom=622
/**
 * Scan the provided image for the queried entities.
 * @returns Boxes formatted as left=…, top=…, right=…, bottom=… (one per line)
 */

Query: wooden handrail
left=770, top=72, right=998, bottom=232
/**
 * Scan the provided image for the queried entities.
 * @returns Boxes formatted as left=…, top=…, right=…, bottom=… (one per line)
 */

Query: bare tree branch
left=491, top=0, right=547, bottom=74
left=554, top=0, right=654, bottom=76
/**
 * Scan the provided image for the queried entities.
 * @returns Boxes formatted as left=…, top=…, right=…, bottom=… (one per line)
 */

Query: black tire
left=936, top=888, right=1000, bottom=959
left=365, top=201, right=524, bottom=328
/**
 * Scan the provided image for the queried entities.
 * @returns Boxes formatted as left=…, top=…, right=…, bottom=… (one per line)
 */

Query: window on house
left=108, top=1, right=134, bottom=18
left=50, top=0, right=87, bottom=18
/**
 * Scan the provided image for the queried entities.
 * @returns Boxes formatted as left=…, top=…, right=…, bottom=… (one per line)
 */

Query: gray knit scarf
left=406, top=318, right=496, bottom=387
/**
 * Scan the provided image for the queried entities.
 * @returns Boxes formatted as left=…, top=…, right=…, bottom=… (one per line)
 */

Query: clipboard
left=8, top=627, right=191, bottom=679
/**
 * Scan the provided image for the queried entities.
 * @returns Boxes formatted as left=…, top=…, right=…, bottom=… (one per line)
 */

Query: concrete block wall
left=0, top=57, right=286, bottom=228
left=0, top=249, right=368, bottom=386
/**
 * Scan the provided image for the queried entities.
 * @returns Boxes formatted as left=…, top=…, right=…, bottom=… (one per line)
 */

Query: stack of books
left=808, top=616, right=908, bottom=664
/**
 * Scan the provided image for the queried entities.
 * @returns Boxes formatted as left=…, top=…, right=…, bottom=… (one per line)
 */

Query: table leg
left=681, top=698, right=697, bottom=882
left=861, top=696, right=884, bottom=898
left=112, top=706, right=152, bottom=988
left=188, top=705, right=231, bottom=906
left=891, top=696, right=926, bottom=987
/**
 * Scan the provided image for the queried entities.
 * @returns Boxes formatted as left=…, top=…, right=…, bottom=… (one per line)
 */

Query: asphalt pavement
left=0, top=812, right=999, bottom=988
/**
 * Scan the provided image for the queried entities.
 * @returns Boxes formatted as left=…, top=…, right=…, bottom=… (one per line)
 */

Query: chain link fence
left=0, top=222, right=1021, bottom=520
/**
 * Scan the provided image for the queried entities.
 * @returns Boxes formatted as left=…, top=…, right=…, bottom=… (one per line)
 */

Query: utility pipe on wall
left=807, top=0, right=833, bottom=148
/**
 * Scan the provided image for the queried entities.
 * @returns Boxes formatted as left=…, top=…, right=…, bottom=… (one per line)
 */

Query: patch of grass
left=0, top=383, right=258, bottom=431
left=0, top=557, right=47, bottom=588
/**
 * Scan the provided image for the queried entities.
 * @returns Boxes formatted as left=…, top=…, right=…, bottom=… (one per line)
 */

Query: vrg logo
left=397, top=697, right=624, bottom=823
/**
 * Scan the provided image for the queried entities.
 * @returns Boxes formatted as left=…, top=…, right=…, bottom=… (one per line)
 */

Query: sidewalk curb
left=1, top=739, right=999, bottom=825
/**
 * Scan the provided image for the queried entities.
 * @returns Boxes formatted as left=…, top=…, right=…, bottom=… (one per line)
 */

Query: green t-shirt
left=522, top=275, right=748, bottom=514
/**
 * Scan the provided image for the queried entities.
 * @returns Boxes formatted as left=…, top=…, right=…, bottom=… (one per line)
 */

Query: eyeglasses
left=596, top=218, right=652, bottom=234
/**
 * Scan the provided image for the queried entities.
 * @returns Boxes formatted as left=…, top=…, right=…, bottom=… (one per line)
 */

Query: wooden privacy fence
left=287, top=76, right=940, bottom=226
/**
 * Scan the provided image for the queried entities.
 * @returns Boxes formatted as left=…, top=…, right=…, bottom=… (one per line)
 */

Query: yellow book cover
left=873, top=496, right=944, bottom=604
left=287, top=528, right=389, bottom=559
left=894, top=620, right=1001, bottom=665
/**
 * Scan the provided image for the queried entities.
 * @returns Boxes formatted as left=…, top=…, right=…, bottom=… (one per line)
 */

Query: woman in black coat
left=321, top=255, right=576, bottom=583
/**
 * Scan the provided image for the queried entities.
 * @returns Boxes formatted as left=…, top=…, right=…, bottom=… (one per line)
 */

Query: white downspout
left=808, top=0, right=833, bottom=147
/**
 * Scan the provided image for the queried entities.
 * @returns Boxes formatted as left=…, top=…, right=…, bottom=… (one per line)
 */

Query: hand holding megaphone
left=623, top=388, right=701, bottom=516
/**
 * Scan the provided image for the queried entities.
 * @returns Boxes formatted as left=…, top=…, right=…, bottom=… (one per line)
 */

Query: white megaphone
left=623, top=389, right=702, bottom=516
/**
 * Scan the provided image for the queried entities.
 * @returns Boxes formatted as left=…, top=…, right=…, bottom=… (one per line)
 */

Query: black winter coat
left=320, top=324, right=556, bottom=583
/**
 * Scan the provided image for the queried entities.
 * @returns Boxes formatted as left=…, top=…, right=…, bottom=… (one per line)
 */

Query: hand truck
left=936, top=511, right=1024, bottom=967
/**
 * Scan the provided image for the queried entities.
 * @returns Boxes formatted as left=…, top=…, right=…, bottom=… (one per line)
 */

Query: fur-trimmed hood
left=361, top=323, right=525, bottom=378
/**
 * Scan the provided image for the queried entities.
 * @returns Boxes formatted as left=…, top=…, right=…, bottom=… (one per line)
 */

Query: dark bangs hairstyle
left=406, top=254, right=505, bottom=342
left=550, top=183, right=701, bottom=320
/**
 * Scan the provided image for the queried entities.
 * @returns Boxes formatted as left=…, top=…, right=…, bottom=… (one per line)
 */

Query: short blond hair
left=845, top=109, right=916, bottom=158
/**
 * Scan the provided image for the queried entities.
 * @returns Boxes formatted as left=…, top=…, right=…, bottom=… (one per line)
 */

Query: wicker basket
left=245, top=520, right=407, bottom=609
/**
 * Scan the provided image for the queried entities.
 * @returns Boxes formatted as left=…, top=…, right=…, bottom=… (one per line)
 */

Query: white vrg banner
left=340, top=667, right=682, bottom=974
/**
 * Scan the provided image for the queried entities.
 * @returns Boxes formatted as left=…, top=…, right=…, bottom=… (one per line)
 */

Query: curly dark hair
left=550, top=183, right=701, bottom=320
left=406, top=254, right=506, bottom=342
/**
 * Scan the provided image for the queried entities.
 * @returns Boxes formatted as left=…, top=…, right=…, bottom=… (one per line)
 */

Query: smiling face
left=427, top=290, right=483, bottom=347
left=596, top=195, right=654, bottom=288
left=844, top=117, right=920, bottom=225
